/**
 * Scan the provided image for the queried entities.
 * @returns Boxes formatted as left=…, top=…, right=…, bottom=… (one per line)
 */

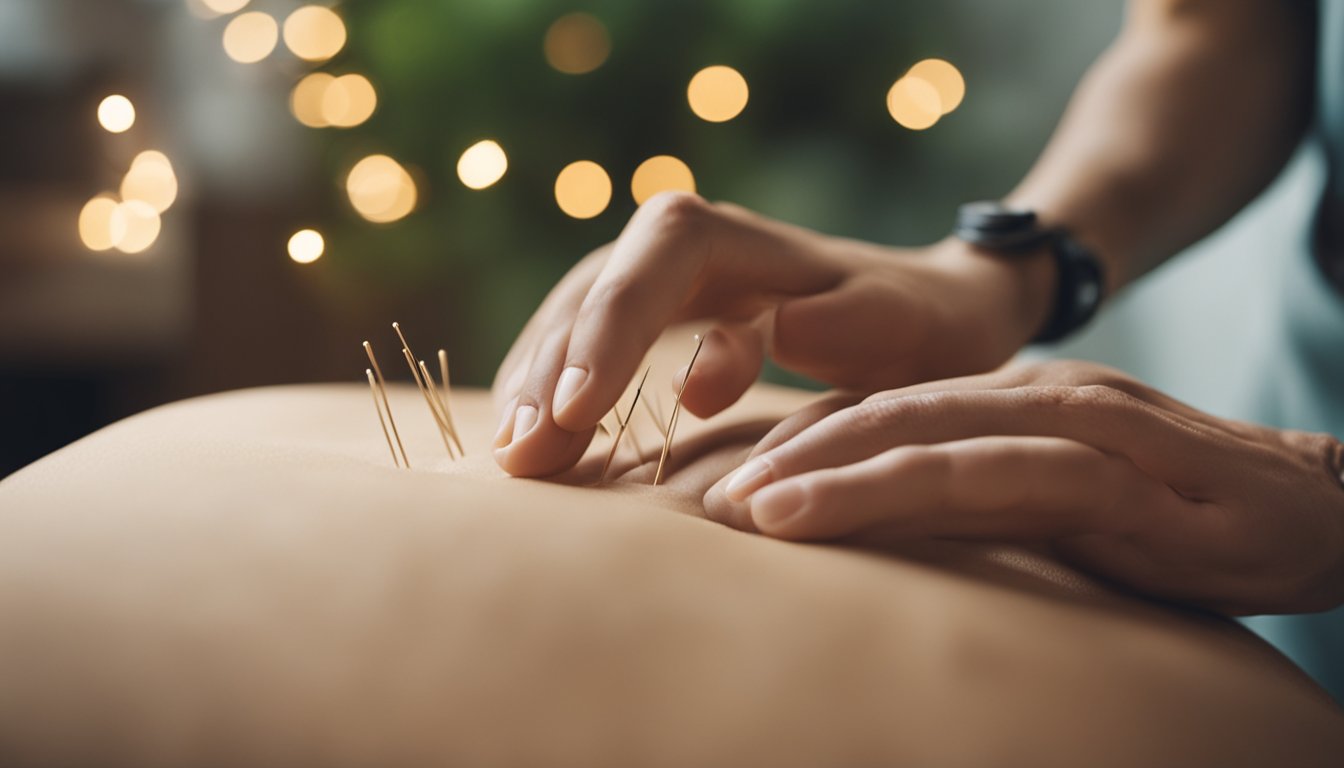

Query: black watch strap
left=954, top=201, right=1105, bottom=344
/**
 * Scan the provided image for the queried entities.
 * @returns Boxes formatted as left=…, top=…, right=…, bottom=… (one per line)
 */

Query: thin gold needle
left=366, top=369, right=400, bottom=467
left=612, top=400, right=647, bottom=464
left=394, top=322, right=461, bottom=457
left=420, top=359, right=464, bottom=458
left=654, top=334, right=705, bottom=486
left=393, top=322, right=431, bottom=394
left=437, top=349, right=464, bottom=455
left=599, top=366, right=651, bottom=484
left=403, top=348, right=456, bottom=459
left=640, top=392, right=669, bottom=438
left=364, top=340, right=410, bottom=468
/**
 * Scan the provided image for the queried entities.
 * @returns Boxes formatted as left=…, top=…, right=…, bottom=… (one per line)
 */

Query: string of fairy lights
left=78, top=1, right=965, bottom=265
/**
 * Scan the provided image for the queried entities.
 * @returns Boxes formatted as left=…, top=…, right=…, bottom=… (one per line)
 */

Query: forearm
left=1007, top=0, right=1315, bottom=292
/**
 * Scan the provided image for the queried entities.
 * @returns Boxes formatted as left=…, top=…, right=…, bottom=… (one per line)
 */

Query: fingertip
left=550, top=366, right=589, bottom=425
left=494, top=409, right=595, bottom=478
left=751, top=481, right=810, bottom=537
left=492, top=396, right=520, bottom=449
left=551, top=368, right=636, bottom=433
left=677, top=325, right=763, bottom=418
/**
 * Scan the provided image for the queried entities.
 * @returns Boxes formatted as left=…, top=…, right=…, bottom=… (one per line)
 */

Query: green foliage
left=314, top=0, right=975, bottom=383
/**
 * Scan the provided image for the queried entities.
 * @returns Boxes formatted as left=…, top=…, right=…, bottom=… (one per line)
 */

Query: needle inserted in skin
left=393, top=322, right=433, bottom=397
left=438, top=349, right=464, bottom=455
left=364, top=341, right=410, bottom=468
left=403, top=348, right=456, bottom=459
left=420, top=359, right=464, bottom=458
left=599, top=366, right=651, bottom=484
left=366, top=369, right=400, bottom=467
left=654, top=334, right=705, bottom=486
left=394, top=321, right=462, bottom=458
left=611, top=401, right=647, bottom=464
left=640, top=390, right=669, bottom=438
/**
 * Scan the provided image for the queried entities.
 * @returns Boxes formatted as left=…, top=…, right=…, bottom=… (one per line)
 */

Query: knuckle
left=636, top=190, right=709, bottom=233
left=1024, top=383, right=1141, bottom=417
left=1285, top=430, right=1344, bottom=478
left=842, top=396, right=924, bottom=434
left=1060, top=361, right=1130, bottom=387
left=577, top=277, right=643, bottom=329
left=880, top=444, right=948, bottom=479
left=1014, top=360, right=1142, bottom=394
left=1010, top=360, right=1057, bottom=381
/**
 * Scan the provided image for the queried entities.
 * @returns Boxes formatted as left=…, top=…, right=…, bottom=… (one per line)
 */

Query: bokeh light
left=110, top=200, right=162, bottom=254
left=288, top=229, right=325, bottom=264
left=630, top=155, right=695, bottom=204
left=346, top=154, right=417, bottom=224
left=78, top=195, right=121, bottom=252
left=687, top=65, right=749, bottom=123
left=290, top=72, right=334, bottom=128
left=97, top=95, right=135, bottom=134
left=321, top=74, right=377, bottom=128
left=200, top=0, right=250, bottom=14
left=907, top=59, right=965, bottom=115
left=457, top=140, right=509, bottom=190
left=120, top=151, right=178, bottom=214
left=554, top=160, right=612, bottom=219
left=543, top=13, right=611, bottom=75
left=283, top=6, right=347, bottom=62
left=886, top=76, right=942, bottom=130
left=222, top=11, right=279, bottom=64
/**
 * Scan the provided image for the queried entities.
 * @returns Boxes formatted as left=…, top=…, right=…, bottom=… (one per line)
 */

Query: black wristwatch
left=953, top=201, right=1105, bottom=344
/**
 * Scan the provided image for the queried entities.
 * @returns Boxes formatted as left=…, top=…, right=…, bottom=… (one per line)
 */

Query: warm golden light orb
left=79, top=195, right=122, bottom=252
left=544, top=13, right=611, bottom=75
left=283, top=6, right=347, bottom=62
left=555, top=160, right=612, bottom=219
left=222, top=11, right=279, bottom=64
left=630, top=155, right=695, bottom=205
left=288, top=229, right=325, bottom=264
left=457, top=140, right=509, bottom=190
left=120, top=151, right=178, bottom=214
left=321, top=74, right=377, bottom=128
left=110, top=200, right=162, bottom=254
left=907, top=59, right=965, bottom=115
left=200, top=0, right=250, bottom=14
left=687, top=65, right=749, bottom=123
left=97, top=95, right=136, bottom=134
left=290, top=72, right=334, bottom=128
left=887, top=76, right=942, bottom=130
left=346, top=155, right=417, bottom=224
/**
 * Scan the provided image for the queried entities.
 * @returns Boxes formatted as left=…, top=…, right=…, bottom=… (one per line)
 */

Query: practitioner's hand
left=492, top=192, right=1054, bottom=477
left=707, top=360, right=1344, bottom=616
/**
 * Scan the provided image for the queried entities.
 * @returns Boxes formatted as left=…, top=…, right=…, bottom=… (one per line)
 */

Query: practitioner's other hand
left=492, top=192, right=1053, bottom=477
left=708, top=360, right=1344, bottom=616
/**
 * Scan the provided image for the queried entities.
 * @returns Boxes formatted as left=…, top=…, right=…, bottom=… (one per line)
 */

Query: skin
left=494, top=0, right=1344, bottom=615
left=2, top=385, right=1343, bottom=765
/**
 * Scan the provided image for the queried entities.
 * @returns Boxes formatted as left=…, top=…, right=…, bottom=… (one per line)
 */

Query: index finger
left=547, top=193, right=843, bottom=432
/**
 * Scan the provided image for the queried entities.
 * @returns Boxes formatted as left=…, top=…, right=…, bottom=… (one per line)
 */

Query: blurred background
left=0, top=0, right=1317, bottom=476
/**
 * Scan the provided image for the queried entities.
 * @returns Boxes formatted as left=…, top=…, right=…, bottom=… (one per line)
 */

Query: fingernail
left=673, top=364, right=690, bottom=391
left=752, top=483, right=808, bottom=529
left=724, top=458, right=773, bottom=501
left=552, top=366, right=588, bottom=417
left=512, top=404, right=539, bottom=444
left=493, top=396, right=519, bottom=447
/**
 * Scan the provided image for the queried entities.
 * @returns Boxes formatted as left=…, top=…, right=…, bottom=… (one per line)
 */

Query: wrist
left=928, top=236, right=1057, bottom=349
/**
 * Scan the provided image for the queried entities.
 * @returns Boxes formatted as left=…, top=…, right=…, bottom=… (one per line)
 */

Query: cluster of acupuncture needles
left=362, top=322, right=464, bottom=470
left=362, top=325, right=705, bottom=487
